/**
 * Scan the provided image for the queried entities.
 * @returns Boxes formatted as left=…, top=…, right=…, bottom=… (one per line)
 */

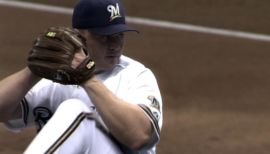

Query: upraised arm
left=0, top=67, right=41, bottom=122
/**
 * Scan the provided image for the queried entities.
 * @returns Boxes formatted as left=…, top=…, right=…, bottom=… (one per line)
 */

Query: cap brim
left=88, top=24, right=139, bottom=35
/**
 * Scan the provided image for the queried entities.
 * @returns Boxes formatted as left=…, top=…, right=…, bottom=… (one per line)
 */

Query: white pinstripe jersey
left=6, top=55, right=163, bottom=154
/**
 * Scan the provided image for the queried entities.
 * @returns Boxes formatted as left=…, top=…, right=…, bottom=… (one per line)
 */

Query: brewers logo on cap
left=107, top=3, right=121, bottom=21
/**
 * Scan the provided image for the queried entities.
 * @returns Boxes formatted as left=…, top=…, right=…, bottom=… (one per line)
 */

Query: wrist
left=25, top=67, right=41, bottom=82
left=82, top=75, right=100, bottom=88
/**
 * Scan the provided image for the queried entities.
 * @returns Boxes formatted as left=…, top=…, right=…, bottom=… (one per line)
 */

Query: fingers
left=71, top=48, right=87, bottom=69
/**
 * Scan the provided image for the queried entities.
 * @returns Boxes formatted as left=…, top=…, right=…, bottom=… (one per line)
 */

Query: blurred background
left=1, top=0, right=270, bottom=153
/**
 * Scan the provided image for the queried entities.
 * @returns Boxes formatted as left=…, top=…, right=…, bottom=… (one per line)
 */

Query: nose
left=108, top=42, right=122, bottom=51
left=107, top=35, right=123, bottom=51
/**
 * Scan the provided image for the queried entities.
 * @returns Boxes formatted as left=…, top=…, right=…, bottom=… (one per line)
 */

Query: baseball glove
left=27, top=26, right=95, bottom=85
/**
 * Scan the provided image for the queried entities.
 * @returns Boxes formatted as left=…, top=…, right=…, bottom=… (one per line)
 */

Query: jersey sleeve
left=122, top=68, right=163, bottom=150
left=4, top=79, right=91, bottom=132
left=4, top=79, right=55, bottom=131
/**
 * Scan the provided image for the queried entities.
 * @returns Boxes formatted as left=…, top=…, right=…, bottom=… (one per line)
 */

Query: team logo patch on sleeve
left=33, top=107, right=53, bottom=132
left=147, top=95, right=160, bottom=111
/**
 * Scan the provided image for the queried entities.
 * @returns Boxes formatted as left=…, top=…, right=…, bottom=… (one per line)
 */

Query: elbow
left=126, top=120, right=154, bottom=150
left=0, top=104, right=8, bottom=121
left=128, top=132, right=152, bottom=150
left=0, top=101, right=21, bottom=122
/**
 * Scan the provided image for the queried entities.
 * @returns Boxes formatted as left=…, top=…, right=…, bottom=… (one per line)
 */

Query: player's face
left=79, top=30, right=124, bottom=72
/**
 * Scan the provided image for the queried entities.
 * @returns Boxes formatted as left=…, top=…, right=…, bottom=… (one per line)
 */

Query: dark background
left=1, top=0, right=270, bottom=153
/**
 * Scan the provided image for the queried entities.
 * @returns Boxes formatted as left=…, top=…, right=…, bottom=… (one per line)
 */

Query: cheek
left=86, top=41, right=99, bottom=57
left=87, top=45, right=105, bottom=61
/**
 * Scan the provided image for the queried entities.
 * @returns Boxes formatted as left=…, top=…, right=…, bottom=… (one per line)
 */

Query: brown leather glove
left=27, top=26, right=95, bottom=85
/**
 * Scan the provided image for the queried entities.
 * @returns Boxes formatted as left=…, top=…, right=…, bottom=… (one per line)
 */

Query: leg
left=24, top=99, right=122, bottom=154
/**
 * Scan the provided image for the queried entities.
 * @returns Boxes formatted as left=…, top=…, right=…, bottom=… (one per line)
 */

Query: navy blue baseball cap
left=72, top=0, right=138, bottom=35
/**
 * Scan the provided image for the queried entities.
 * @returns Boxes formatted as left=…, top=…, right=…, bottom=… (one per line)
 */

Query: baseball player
left=0, top=0, right=163, bottom=153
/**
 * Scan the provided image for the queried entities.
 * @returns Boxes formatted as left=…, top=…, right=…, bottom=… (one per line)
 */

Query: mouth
left=105, top=54, right=121, bottom=58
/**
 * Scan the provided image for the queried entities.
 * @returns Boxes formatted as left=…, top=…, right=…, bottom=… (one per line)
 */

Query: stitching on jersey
left=45, top=112, right=95, bottom=153
left=21, top=97, right=29, bottom=125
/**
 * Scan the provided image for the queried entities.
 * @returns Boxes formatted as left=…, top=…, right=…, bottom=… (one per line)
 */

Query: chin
left=95, top=64, right=117, bottom=73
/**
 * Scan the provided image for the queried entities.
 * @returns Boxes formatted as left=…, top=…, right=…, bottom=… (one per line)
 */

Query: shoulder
left=116, top=55, right=158, bottom=82
left=118, top=55, right=148, bottom=73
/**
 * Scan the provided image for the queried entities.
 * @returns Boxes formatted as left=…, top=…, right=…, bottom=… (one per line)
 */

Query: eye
left=107, top=33, right=124, bottom=42
left=111, top=33, right=124, bottom=39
